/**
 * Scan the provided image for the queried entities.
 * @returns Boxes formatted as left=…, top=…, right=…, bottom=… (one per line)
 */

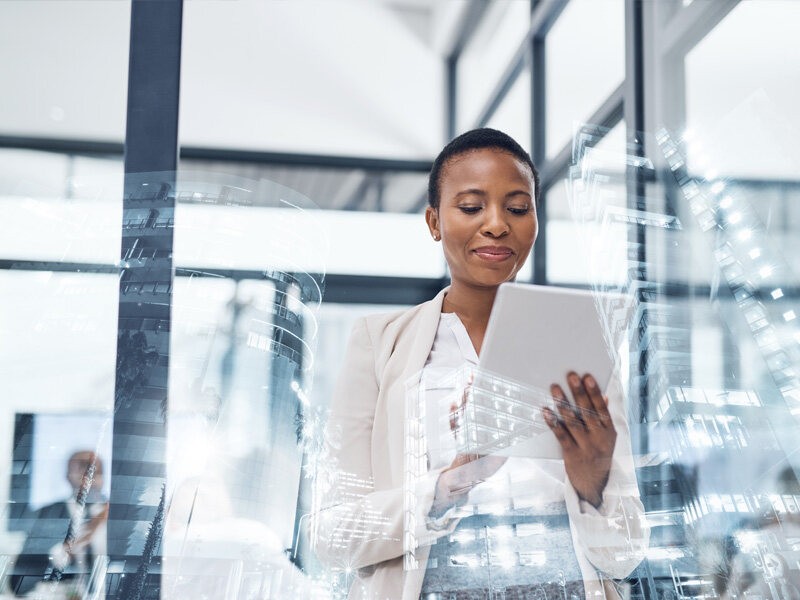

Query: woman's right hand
left=430, top=453, right=506, bottom=516
left=429, top=372, right=506, bottom=516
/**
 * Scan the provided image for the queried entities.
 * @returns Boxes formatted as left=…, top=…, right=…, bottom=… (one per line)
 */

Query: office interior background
left=1, top=0, right=800, bottom=598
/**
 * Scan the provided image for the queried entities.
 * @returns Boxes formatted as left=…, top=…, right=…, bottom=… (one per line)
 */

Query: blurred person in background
left=10, top=451, right=107, bottom=597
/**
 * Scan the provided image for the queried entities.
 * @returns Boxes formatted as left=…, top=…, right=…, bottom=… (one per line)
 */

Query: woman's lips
left=473, top=246, right=514, bottom=262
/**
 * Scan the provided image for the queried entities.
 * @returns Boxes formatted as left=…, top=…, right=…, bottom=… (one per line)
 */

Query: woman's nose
left=480, top=206, right=509, bottom=237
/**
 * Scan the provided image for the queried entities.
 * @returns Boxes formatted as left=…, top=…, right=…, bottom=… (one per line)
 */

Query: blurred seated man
left=10, top=450, right=108, bottom=597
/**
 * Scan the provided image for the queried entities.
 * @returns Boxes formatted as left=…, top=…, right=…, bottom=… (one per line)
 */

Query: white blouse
left=420, top=312, right=478, bottom=471
left=420, top=311, right=573, bottom=509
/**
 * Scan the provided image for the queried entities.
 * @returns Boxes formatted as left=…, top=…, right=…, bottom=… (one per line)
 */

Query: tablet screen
left=476, top=282, right=632, bottom=458
left=481, top=283, right=629, bottom=392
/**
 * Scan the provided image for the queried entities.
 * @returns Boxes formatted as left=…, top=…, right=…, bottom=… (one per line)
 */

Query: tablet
left=477, top=282, right=631, bottom=459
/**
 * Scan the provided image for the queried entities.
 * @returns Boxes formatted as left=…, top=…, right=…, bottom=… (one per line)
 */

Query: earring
left=433, top=233, right=440, bottom=241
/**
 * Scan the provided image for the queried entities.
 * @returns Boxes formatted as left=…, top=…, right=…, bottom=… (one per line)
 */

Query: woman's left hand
left=542, top=372, right=616, bottom=508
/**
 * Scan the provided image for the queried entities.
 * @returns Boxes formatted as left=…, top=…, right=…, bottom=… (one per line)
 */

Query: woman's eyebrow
left=452, top=188, right=532, bottom=200
left=454, top=188, right=487, bottom=198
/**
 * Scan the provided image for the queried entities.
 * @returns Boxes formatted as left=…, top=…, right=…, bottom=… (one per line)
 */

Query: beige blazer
left=312, top=288, right=648, bottom=600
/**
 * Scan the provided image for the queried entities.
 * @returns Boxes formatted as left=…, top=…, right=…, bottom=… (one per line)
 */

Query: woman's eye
left=508, top=207, right=530, bottom=215
left=458, top=206, right=481, bottom=214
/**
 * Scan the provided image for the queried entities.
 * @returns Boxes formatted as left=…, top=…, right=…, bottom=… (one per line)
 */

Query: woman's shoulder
left=360, top=304, right=417, bottom=329
left=357, top=289, right=446, bottom=344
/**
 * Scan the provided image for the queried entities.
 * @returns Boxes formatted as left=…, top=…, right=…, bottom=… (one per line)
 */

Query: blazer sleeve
left=564, top=373, right=650, bottom=579
left=310, top=317, right=457, bottom=573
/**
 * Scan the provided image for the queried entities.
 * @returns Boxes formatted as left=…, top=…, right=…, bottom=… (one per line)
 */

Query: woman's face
left=426, top=148, right=537, bottom=290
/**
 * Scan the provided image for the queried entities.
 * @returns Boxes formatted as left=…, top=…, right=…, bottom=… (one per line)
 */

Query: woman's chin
left=465, top=271, right=518, bottom=289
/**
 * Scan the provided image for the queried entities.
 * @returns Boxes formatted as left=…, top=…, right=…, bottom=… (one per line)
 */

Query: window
left=546, top=0, right=625, bottom=158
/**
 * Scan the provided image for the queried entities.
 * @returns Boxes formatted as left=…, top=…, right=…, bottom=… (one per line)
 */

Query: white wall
left=0, top=0, right=131, bottom=141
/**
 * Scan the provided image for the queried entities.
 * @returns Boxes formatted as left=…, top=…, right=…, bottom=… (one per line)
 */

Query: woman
left=313, top=128, right=648, bottom=599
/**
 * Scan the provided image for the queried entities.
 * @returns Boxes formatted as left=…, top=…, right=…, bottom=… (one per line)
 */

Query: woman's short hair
left=427, top=127, right=540, bottom=209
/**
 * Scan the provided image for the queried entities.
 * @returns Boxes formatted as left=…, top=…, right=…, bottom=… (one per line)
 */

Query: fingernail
left=569, top=373, right=579, bottom=385
left=585, top=375, right=596, bottom=388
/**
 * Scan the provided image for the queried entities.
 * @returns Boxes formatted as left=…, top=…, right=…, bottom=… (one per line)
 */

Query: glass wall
left=615, top=2, right=799, bottom=597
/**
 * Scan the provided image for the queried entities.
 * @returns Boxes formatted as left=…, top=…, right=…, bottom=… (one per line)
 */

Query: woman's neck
left=442, top=281, right=497, bottom=327
left=443, top=282, right=498, bottom=356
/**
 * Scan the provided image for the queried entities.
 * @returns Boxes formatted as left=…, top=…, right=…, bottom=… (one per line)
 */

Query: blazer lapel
left=385, top=287, right=448, bottom=479
left=402, top=287, right=448, bottom=385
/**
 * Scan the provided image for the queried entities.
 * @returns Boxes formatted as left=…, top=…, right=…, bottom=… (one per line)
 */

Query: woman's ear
left=425, top=206, right=441, bottom=241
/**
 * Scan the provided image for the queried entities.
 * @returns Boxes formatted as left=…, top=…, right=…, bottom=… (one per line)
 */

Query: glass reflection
left=558, top=122, right=800, bottom=600
left=162, top=176, right=326, bottom=598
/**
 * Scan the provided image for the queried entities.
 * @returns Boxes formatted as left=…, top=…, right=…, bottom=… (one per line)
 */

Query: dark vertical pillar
left=263, top=279, right=305, bottom=557
left=123, top=0, right=183, bottom=176
left=625, top=0, right=648, bottom=453
left=289, top=299, right=309, bottom=570
left=109, top=0, right=182, bottom=597
left=446, top=56, right=457, bottom=142
left=531, top=0, right=547, bottom=284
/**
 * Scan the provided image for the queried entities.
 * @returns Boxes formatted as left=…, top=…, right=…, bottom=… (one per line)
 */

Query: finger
left=441, top=469, right=475, bottom=496
left=552, top=383, right=584, bottom=432
left=474, top=455, right=507, bottom=480
left=450, top=454, right=468, bottom=469
left=583, top=374, right=612, bottom=427
left=450, top=381, right=471, bottom=435
left=449, top=402, right=459, bottom=433
left=543, top=407, right=576, bottom=449
left=568, top=372, right=594, bottom=425
left=448, top=455, right=500, bottom=492
left=450, top=452, right=482, bottom=470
